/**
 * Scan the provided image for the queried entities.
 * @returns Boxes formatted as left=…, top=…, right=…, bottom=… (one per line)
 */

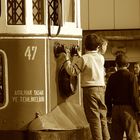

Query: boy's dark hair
left=115, top=54, right=129, bottom=67
left=85, top=33, right=102, bottom=51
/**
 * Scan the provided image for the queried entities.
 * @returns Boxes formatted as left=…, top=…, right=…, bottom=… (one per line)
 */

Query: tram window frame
left=0, top=50, right=9, bottom=109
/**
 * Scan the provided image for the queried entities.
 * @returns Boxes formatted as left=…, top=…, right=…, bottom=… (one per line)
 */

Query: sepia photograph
left=0, top=0, right=139, bottom=140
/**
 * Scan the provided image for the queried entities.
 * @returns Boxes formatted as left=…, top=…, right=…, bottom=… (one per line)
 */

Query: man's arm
left=131, top=74, right=140, bottom=113
left=105, top=76, right=113, bottom=118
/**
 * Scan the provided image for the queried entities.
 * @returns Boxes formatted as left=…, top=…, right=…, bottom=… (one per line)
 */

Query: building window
left=33, top=0, right=44, bottom=24
left=7, top=0, right=25, bottom=25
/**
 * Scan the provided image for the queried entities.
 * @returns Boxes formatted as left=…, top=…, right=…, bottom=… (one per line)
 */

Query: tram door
left=48, top=38, right=82, bottom=111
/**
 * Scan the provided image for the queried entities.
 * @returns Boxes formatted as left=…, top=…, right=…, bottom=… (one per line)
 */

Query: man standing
left=105, top=54, right=140, bottom=140
left=134, top=62, right=140, bottom=91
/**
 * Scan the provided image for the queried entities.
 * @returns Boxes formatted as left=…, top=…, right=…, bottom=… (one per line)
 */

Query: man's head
left=134, top=62, right=140, bottom=75
left=85, top=33, right=102, bottom=51
left=115, top=54, right=129, bottom=68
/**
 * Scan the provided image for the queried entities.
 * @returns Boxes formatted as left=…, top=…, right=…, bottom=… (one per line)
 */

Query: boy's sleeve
left=64, top=56, right=85, bottom=76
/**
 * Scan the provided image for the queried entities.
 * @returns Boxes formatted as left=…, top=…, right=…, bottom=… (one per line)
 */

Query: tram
left=0, top=0, right=82, bottom=131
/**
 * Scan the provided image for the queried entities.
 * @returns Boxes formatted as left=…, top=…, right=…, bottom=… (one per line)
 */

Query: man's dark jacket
left=105, top=69, right=140, bottom=117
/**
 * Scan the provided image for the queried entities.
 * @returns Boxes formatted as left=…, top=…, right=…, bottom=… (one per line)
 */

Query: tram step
left=0, top=127, right=92, bottom=140
left=28, top=127, right=92, bottom=140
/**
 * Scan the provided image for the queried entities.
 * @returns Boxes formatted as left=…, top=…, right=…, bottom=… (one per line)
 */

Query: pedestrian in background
left=105, top=54, right=140, bottom=140
left=133, top=61, right=140, bottom=133
left=134, top=62, right=140, bottom=91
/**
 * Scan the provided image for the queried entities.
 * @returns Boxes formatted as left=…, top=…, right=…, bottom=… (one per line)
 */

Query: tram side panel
left=0, top=38, right=46, bottom=130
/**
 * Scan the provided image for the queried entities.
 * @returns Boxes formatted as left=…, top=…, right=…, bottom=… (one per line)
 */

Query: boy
left=58, top=33, right=110, bottom=140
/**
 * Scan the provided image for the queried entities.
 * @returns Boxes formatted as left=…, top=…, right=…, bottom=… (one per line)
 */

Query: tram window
left=0, top=0, right=1, bottom=16
left=0, top=51, right=8, bottom=109
left=7, top=0, right=25, bottom=25
left=64, top=0, right=75, bottom=22
left=32, top=0, right=44, bottom=24
left=48, top=0, right=62, bottom=26
left=48, top=0, right=75, bottom=26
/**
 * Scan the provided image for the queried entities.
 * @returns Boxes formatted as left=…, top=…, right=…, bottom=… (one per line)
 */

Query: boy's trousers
left=83, top=86, right=110, bottom=140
